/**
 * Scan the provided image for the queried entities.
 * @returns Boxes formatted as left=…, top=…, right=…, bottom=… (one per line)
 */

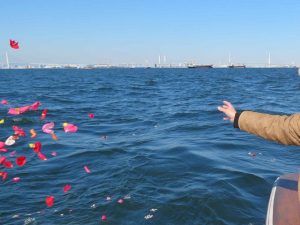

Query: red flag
left=10, top=40, right=19, bottom=49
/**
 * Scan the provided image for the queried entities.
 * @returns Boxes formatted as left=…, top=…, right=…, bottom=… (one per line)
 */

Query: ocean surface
left=0, top=68, right=299, bottom=225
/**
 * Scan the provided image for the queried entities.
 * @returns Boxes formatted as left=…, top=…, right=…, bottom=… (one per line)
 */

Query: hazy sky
left=0, top=0, right=299, bottom=65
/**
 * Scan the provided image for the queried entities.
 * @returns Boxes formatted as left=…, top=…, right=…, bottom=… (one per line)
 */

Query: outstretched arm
left=218, top=101, right=300, bottom=146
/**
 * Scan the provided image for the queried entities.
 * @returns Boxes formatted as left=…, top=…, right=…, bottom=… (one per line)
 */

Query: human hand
left=217, top=101, right=236, bottom=123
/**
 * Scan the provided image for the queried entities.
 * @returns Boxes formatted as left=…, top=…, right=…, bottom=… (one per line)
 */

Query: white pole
left=158, top=55, right=161, bottom=65
left=5, top=52, right=9, bottom=69
left=268, top=52, right=271, bottom=68
left=228, top=52, right=231, bottom=66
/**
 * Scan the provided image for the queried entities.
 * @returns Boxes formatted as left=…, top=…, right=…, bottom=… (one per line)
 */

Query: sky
left=0, top=0, right=299, bottom=65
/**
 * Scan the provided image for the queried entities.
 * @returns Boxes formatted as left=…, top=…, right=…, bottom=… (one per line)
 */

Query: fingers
left=223, top=101, right=233, bottom=109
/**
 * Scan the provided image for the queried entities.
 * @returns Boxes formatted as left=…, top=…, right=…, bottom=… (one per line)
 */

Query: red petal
left=45, top=196, right=54, bottom=207
left=40, top=109, right=48, bottom=120
left=63, top=184, right=72, bottom=193
left=3, top=160, right=13, bottom=168
left=33, top=142, right=42, bottom=152
left=0, top=156, right=6, bottom=164
left=16, top=156, right=27, bottom=167
left=0, top=172, right=8, bottom=181
left=37, top=152, right=47, bottom=160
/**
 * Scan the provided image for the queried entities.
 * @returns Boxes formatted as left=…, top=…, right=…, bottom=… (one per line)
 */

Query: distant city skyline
left=0, top=0, right=299, bottom=65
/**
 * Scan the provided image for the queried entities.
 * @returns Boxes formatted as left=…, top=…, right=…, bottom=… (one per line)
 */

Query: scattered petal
left=90, top=204, right=96, bottom=208
left=0, top=119, right=4, bottom=124
left=51, top=133, right=58, bottom=141
left=0, top=148, right=7, bottom=152
left=5, top=136, right=16, bottom=146
left=0, top=171, right=8, bottom=181
left=30, top=129, right=37, bottom=138
left=1, top=100, right=8, bottom=105
left=88, top=113, right=94, bottom=119
left=106, top=196, right=111, bottom=201
left=63, top=184, right=71, bottom=193
left=45, top=196, right=54, bottom=207
left=117, top=199, right=124, bottom=204
left=3, top=160, right=13, bottom=168
left=37, top=152, right=47, bottom=161
left=51, top=151, right=57, bottom=157
left=16, top=156, right=27, bottom=167
left=12, top=125, right=25, bottom=136
left=101, top=215, right=107, bottom=221
left=0, top=156, right=7, bottom=164
left=30, top=101, right=40, bottom=111
left=9, top=151, right=16, bottom=157
left=12, top=177, right=21, bottom=182
left=248, top=152, right=256, bottom=157
left=124, top=195, right=131, bottom=199
left=84, top=165, right=91, bottom=173
left=40, top=109, right=48, bottom=120
left=150, top=208, right=158, bottom=212
left=144, top=214, right=153, bottom=220
left=63, top=123, right=78, bottom=133
left=42, top=122, right=55, bottom=134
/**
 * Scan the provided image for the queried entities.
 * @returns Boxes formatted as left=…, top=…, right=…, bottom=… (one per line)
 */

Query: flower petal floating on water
left=63, top=123, right=78, bottom=133
left=37, top=152, right=47, bottom=161
left=3, top=160, right=13, bottom=168
left=88, top=113, right=94, bottom=119
left=12, top=125, right=25, bottom=136
left=0, top=171, right=8, bottom=181
left=30, top=129, right=37, bottom=138
left=42, top=122, right=55, bottom=134
left=12, top=177, right=20, bottom=182
left=0, top=148, right=7, bottom=152
left=0, top=141, right=5, bottom=149
left=63, top=184, right=71, bottom=193
left=84, top=165, right=91, bottom=173
left=51, top=133, right=58, bottom=141
left=16, top=156, right=27, bottom=167
left=51, top=151, right=57, bottom=157
left=30, top=142, right=42, bottom=153
left=40, top=109, right=48, bottom=120
left=144, top=214, right=153, bottom=220
left=117, top=199, right=124, bottom=204
left=0, top=156, right=6, bottom=164
left=0, top=119, right=4, bottom=124
left=45, top=196, right=54, bottom=207
left=248, top=152, right=256, bottom=157
left=101, top=215, right=107, bottom=221
left=106, top=196, right=111, bottom=201
left=5, top=136, right=16, bottom=146
left=30, top=101, right=40, bottom=111
left=1, top=100, right=8, bottom=105
left=9, top=151, right=16, bottom=157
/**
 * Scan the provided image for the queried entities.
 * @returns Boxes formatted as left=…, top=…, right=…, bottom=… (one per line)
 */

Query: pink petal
left=88, top=113, right=94, bottom=119
left=42, top=122, right=55, bottom=134
left=1, top=100, right=8, bottom=105
left=84, top=165, right=91, bottom=173
left=63, top=184, right=72, bottom=193
left=51, top=151, right=57, bottom=157
left=12, top=177, right=20, bottom=182
left=30, top=101, right=40, bottom=110
left=101, top=215, right=107, bottom=221
left=117, top=199, right=124, bottom=204
left=9, top=151, right=16, bottom=157
left=0, top=148, right=7, bottom=152
left=0, top=141, right=5, bottom=149
left=0, top=156, right=6, bottom=164
left=63, top=123, right=78, bottom=133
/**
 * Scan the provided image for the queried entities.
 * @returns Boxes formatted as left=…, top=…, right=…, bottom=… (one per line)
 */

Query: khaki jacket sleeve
left=237, top=111, right=300, bottom=146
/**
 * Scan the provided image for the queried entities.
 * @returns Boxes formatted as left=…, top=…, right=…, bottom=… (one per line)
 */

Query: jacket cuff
left=233, top=111, right=244, bottom=128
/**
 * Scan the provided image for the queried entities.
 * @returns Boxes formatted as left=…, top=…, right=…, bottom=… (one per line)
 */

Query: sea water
left=0, top=68, right=299, bottom=225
